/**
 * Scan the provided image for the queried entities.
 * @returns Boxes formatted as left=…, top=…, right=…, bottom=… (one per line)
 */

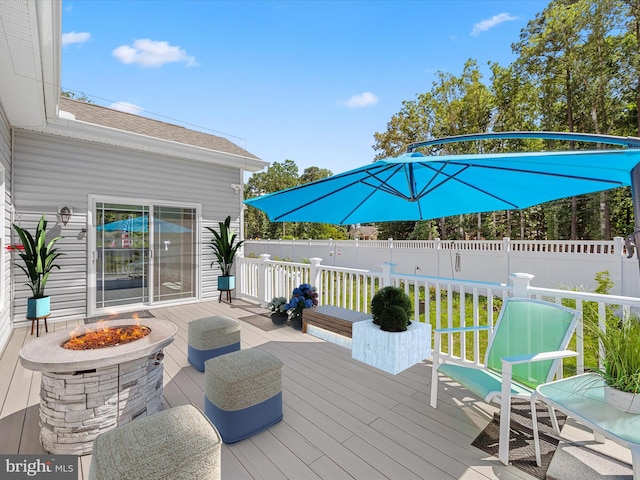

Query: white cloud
left=342, top=92, right=379, bottom=109
left=470, top=13, right=518, bottom=36
left=112, top=39, right=198, bottom=68
left=109, top=101, right=143, bottom=115
left=62, top=31, right=91, bottom=47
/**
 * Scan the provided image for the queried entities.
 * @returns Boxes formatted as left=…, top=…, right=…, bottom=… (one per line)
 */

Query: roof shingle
left=59, top=96, right=260, bottom=160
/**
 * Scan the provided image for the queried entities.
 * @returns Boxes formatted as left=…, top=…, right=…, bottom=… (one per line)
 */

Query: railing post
left=381, top=262, right=396, bottom=287
left=613, top=236, right=624, bottom=296
left=509, top=272, right=534, bottom=298
left=503, top=237, right=511, bottom=281
left=435, top=237, right=441, bottom=277
left=309, top=257, right=322, bottom=289
left=258, top=254, right=271, bottom=306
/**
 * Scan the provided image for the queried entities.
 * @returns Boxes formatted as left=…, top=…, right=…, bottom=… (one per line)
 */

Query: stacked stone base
left=39, top=350, right=164, bottom=455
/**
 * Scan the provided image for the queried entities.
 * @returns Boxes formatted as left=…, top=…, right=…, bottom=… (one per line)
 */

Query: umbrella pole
left=628, top=164, right=640, bottom=280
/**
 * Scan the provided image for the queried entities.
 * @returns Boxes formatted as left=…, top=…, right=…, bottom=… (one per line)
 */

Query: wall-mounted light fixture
left=58, top=206, right=73, bottom=226
left=230, top=184, right=241, bottom=194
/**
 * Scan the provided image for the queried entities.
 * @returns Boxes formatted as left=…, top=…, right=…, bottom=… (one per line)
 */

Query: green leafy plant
left=579, top=271, right=640, bottom=394
left=585, top=311, right=640, bottom=395
left=12, top=214, right=64, bottom=298
left=371, top=286, right=412, bottom=332
left=205, top=216, right=244, bottom=276
left=268, top=296, right=288, bottom=313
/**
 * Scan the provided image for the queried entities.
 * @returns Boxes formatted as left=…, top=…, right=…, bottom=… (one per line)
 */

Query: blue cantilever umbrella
left=245, top=132, right=640, bottom=227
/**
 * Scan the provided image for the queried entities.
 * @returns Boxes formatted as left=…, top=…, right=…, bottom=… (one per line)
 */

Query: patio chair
left=429, top=297, right=581, bottom=465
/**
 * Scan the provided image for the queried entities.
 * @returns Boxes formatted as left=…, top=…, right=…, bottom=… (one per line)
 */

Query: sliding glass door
left=94, top=201, right=197, bottom=312
left=153, top=206, right=196, bottom=302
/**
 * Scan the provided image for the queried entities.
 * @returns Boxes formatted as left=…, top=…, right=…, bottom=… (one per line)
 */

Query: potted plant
left=267, top=296, right=288, bottom=325
left=12, top=214, right=64, bottom=318
left=370, top=286, right=412, bottom=332
left=352, top=285, right=431, bottom=374
left=206, top=216, right=244, bottom=292
left=284, top=283, right=318, bottom=330
left=585, top=312, right=640, bottom=413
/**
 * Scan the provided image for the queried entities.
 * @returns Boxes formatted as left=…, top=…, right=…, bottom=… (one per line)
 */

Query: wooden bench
left=302, top=305, right=371, bottom=339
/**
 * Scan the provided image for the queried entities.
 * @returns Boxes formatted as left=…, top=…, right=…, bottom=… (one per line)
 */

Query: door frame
left=87, top=194, right=201, bottom=316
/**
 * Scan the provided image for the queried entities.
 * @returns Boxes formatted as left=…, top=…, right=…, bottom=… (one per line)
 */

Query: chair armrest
left=502, top=350, right=578, bottom=365
left=434, top=325, right=491, bottom=335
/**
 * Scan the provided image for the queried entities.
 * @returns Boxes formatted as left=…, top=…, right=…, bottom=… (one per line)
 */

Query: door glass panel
left=96, top=203, right=149, bottom=309
left=154, top=206, right=196, bottom=301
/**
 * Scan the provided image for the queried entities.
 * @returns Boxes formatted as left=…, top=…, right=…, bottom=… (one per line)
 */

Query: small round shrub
left=371, top=286, right=412, bottom=332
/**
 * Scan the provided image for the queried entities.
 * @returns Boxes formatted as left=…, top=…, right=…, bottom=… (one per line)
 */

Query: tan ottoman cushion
left=89, top=404, right=221, bottom=480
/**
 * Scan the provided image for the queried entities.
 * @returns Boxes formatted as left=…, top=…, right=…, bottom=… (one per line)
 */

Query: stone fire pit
left=19, top=318, right=177, bottom=455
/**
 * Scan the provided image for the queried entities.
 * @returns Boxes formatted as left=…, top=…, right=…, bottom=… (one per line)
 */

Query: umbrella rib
left=268, top=164, right=403, bottom=221
left=359, top=164, right=412, bottom=200
left=444, top=161, right=626, bottom=185
left=414, top=160, right=626, bottom=209
left=339, top=165, right=411, bottom=223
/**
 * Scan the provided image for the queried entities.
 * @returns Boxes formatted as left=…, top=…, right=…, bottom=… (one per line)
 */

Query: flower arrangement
left=285, top=283, right=318, bottom=318
left=267, top=296, right=288, bottom=314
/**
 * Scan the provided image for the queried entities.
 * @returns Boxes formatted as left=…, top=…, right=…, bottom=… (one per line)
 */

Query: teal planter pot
left=27, top=296, right=50, bottom=318
left=217, top=275, right=235, bottom=291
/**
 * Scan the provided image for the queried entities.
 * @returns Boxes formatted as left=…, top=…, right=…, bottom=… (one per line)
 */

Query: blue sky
left=61, top=0, right=549, bottom=178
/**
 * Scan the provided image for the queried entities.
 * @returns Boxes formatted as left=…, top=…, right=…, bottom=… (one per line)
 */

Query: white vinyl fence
left=244, top=237, right=640, bottom=297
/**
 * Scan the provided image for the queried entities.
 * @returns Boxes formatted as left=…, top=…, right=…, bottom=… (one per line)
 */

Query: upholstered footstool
left=205, top=348, right=283, bottom=443
left=188, top=315, right=241, bottom=371
left=88, top=404, right=222, bottom=480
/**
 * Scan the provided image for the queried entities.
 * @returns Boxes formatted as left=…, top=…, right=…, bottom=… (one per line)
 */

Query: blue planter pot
left=217, top=275, right=235, bottom=291
left=27, top=296, right=50, bottom=318
left=271, top=313, right=288, bottom=326
left=290, top=316, right=303, bottom=331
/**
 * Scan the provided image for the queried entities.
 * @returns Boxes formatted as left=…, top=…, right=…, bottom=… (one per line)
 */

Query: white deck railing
left=244, top=237, right=640, bottom=297
left=237, top=254, right=640, bottom=377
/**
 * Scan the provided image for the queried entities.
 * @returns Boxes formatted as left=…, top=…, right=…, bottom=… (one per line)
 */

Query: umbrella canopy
left=245, top=148, right=640, bottom=225
left=97, top=216, right=191, bottom=233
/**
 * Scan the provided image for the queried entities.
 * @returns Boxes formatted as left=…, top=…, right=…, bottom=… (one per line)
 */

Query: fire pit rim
left=19, top=318, right=177, bottom=373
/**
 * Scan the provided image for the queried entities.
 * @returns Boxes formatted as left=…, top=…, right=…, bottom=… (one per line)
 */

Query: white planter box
left=351, top=320, right=432, bottom=375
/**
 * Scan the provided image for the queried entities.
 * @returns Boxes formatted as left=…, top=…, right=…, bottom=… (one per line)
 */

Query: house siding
left=0, top=103, right=11, bottom=353
left=12, top=130, right=243, bottom=325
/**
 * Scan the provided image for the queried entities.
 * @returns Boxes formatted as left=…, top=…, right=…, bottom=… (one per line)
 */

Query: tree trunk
left=571, top=196, right=578, bottom=240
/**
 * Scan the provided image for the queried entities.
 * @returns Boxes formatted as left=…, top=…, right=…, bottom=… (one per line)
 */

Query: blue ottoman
left=205, top=349, right=283, bottom=443
left=188, top=316, right=241, bottom=371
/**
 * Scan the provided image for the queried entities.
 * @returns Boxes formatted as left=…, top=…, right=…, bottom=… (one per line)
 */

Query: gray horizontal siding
left=12, top=130, right=244, bottom=322
left=0, top=103, right=11, bottom=352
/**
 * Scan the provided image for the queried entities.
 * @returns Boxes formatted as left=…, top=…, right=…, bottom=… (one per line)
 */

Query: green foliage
left=585, top=309, right=640, bottom=394
left=377, top=221, right=416, bottom=241
left=12, top=214, right=64, bottom=298
left=60, top=90, right=94, bottom=103
left=244, top=159, right=343, bottom=240
left=370, top=0, right=638, bottom=241
left=205, top=216, right=244, bottom=276
left=371, top=286, right=412, bottom=332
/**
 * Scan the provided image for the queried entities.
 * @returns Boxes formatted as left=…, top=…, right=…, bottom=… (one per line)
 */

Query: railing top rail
left=528, top=286, right=640, bottom=306
left=391, top=272, right=508, bottom=289
left=317, top=265, right=378, bottom=275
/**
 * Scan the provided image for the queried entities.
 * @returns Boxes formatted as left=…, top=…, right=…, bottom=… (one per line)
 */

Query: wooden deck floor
left=0, top=299, right=539, bottom=480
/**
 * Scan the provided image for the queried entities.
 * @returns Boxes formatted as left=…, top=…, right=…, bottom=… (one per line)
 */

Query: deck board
left=0, top=298, right=541, bottom=480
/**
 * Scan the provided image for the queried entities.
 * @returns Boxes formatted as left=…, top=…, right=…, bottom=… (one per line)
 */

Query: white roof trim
left=20, top=116, right=268, bottom=172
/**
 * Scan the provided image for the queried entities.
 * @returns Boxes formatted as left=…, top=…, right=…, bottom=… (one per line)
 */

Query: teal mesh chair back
left=486, top=298, right=578, bottom=390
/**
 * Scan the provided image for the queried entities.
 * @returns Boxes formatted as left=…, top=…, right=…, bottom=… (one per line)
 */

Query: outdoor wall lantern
left=58, top=206, right=72, bottom=226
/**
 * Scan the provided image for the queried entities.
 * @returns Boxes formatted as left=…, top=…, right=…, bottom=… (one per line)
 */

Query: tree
left=244, top=161, right=340, bottom=239
left=244, top=160, right=299, bottom=239
left=61, top=90, right=93, bottom=103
